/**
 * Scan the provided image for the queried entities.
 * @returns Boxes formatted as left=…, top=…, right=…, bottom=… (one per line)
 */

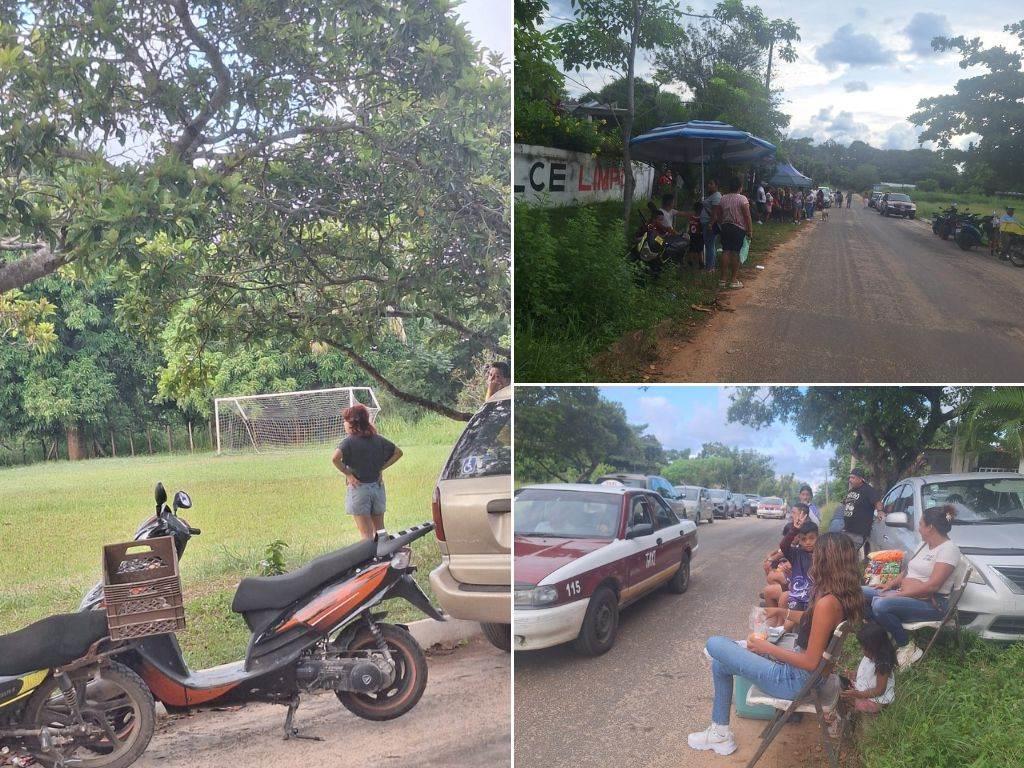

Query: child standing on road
left=686, top=200, right=705, bottom=268
left=841, top=622, right=896, bottom=713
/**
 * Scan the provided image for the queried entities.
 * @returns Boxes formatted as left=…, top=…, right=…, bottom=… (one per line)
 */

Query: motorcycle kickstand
left=282, top=696, right=323, bottom=742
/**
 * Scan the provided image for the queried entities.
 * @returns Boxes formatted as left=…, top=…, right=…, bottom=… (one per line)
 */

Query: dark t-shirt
left=842, top=483, right=880, bottom=537
left=337, top=434, right=397, bottom=483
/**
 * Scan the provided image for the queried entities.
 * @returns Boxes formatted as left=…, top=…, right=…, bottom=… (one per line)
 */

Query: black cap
left=849, top=467, right=867, bottom=479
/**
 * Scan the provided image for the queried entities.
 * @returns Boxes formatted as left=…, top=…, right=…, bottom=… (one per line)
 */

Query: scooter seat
left=0, top=611, right=110, bottom=676
left=231, top=538, right=377, bottom=613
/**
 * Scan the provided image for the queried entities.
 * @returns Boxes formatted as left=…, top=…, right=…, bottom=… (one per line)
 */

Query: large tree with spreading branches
left=1, top=0, right=508, bottom=419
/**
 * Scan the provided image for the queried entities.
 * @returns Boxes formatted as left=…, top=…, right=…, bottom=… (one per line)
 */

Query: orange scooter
left=81, top=484, right=442, bottom=739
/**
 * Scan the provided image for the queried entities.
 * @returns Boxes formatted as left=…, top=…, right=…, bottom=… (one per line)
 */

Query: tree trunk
left=621, top=0, right=640, bottom=244
left=66, top=424, right=86, bottom=461
left=128, top=432, right=135, bottom=457
left=110, top=428, right=116, bottom=458
left=146, top=428, right=153, bottom=454
left=765, top=38, right=775, bottom=92
left=187, top=421, right=194, bottom=453
left=166, top=425, right=173, bottom=452
left=207, top=419, right=214, bottom=450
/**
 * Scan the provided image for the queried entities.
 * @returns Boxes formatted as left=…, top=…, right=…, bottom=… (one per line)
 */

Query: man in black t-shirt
left=841, top=468, right=881, bottom=556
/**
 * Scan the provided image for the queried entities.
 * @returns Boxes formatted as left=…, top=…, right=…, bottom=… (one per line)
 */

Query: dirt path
left=656, top=195, right=1024, bottom=382
left=135, top=637, right=509, bottom=768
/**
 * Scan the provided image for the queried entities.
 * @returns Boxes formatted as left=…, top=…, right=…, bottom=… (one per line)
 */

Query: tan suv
left=430, top=386, right=511, bottom=650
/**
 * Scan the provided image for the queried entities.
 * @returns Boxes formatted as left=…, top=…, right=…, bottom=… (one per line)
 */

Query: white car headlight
left=515, top=585, right=559, bottom=609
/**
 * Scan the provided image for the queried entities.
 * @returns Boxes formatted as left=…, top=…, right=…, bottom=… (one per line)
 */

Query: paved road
left=136, top=637, right=510, bottom=768
left=514, top=516, right=796, bottom=768
left=660, top=196, right=1024, bottom=382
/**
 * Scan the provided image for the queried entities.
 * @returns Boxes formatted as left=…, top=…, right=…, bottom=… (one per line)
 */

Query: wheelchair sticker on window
left=460, top=455, right=482, bottom=475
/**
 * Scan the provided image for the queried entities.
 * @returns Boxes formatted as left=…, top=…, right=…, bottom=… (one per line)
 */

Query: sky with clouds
left=546, top=0, right=1022, bottom=151
left=599, top=386, right=835, bottom=488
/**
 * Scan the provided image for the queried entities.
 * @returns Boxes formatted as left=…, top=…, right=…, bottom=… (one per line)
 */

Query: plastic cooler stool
left=734, top=675, right=776, bottom=720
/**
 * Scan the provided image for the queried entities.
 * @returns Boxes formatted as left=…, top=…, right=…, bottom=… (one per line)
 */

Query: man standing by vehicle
left=701, top=180, right=722, bottom=272
left=755, top=181, right=766, bottom=224
left=841, top=468, right=881, bottom=559
left=485, top=361, right=510, bottom=400
left=993, top=206, right=1017, bottom=260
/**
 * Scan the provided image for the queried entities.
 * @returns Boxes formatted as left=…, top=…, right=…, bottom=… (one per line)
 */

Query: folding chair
left=743, top=620, right=849, bottom=768
left=902, top=562, right=973, bottom=661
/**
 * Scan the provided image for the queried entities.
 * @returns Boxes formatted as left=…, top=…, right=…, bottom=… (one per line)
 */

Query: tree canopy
left=911, top=20, right=1024, bottom=191
left=727, top=387, right=972, bottom=492
left=1, top=0, right=508, bottom=420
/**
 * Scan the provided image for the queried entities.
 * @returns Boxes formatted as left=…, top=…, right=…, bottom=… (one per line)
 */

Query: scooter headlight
left=390, top=547, right=413, bottom=570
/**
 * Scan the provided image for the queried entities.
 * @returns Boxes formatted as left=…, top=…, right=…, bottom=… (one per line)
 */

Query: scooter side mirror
left=173, top=491, right=192, bottom=511
left=155, top=482, right=168, bottom=506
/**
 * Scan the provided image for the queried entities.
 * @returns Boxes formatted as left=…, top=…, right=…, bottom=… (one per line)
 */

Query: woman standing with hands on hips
left=331, top=404, right=404, bottom=540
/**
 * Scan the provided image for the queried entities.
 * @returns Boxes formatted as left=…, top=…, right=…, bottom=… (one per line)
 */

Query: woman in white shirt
left=861, top=505, right=961, bottom=668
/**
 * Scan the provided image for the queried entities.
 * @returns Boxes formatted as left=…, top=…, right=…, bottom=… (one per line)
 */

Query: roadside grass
left=0, top=414, right=461, bottom=668
left=909, top=191, right=1020, bottom=222
left=515, top=200, right=802, bottom=382
left=852, top=634, right=1024, bottom=767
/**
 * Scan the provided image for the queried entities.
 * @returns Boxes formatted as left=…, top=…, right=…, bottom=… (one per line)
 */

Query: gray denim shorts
left=346, top=481, right=386, bottom=516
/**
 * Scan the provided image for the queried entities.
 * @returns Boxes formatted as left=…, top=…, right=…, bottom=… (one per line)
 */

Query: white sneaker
left=688, top=723, right=737, bottom=756
left=897, top=642, right=923, bottom=669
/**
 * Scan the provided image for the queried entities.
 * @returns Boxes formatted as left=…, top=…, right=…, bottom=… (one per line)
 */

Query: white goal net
left=214, top=387, right=380, bottom=453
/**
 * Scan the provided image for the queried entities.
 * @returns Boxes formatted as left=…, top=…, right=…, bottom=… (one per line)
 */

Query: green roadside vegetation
left=515, top=200, right=804, bottom=382
left=848, top=630, right=1024, bottom=767
left=909, top=190, right=1022, bottom=222
left=0, top=415, right=461, bottom=668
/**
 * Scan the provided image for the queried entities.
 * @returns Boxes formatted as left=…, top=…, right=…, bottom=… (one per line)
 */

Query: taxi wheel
left=667, top=552, right=691, bottom=594
left=574, top=586, right=618, bottom=656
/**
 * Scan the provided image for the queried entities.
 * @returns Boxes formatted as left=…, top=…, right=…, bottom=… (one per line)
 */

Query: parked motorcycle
left=997, top=220, right=1024, bottom=267
left=628, top=204, right=689, bottom=276
left=954, top=213, right=994, bottom=251
left=0, top=612, right=155, bottom=768
left=931, top=204, right=959, bottom=240
left=81, top=484, right=442, bottom=739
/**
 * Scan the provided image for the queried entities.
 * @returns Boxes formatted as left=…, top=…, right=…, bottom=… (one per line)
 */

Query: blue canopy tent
left=766, top=161, right=813, bottom=189
left=629, top=120, right=777, bottom=194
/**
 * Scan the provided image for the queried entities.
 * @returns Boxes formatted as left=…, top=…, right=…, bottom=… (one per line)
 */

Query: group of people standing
left=752, top=183, right=854, bottom=225
left=653, top=175, right=753, bottom=290
left=688, top=468, right=963, bottom=758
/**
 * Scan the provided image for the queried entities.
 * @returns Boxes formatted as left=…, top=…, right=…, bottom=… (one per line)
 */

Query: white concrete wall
left=513, top=143, right=654, bottom=207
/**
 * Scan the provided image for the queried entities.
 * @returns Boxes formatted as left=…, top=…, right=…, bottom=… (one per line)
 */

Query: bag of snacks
left=863, top=549, right=905, bottom=587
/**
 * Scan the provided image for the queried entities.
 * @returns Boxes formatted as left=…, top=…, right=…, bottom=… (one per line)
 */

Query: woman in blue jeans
left=689, top=533, right=863, bottom=756
left=862, top=505, right=961, bottom=669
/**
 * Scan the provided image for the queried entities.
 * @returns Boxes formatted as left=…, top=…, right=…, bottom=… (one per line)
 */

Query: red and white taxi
left=514, top=483, right=698, bottom=655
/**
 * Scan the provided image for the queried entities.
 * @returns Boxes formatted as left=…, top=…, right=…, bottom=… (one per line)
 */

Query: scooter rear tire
left=335, top=624, right=428, bottom=721
left=22, top=661, right=155, bottom=768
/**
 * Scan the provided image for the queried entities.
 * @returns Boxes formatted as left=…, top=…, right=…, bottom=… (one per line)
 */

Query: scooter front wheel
left=336, top=624, right=428, bottom=721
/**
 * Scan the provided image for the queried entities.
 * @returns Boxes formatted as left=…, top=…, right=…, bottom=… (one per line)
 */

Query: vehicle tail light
left=431, top=485, right=445, bottom=542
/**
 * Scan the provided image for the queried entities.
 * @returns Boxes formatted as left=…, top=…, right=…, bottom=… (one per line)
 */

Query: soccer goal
left=214, top=387, right=380, bottom=453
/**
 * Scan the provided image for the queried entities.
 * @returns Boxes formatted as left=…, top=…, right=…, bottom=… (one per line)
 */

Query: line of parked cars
left=869, top=190, right=918, bottom=219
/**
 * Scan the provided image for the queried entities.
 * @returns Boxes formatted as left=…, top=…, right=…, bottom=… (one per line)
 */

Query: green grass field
left=907, top=190, right=1021, bottom=222
left=0, top=415, right=462, bottom=668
